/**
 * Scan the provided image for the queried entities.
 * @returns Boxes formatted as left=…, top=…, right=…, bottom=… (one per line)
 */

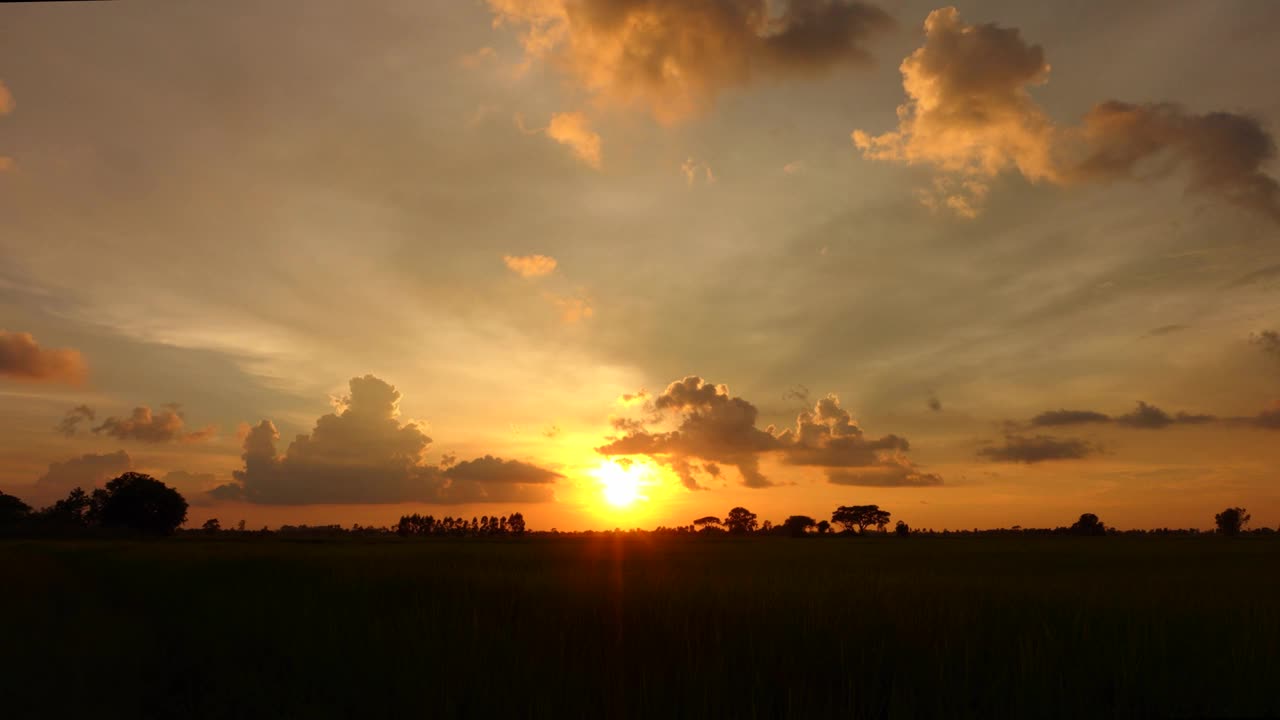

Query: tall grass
left=3, top=535, right=1277, bottom=718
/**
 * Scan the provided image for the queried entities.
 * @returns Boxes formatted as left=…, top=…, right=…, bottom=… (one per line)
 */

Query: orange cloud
left=0, top=331, right=87, bottom=385
left=92, top=404, right=216, bottom=444
left=855, top=7, right=1280, bottom=222
left=503, top=253, right=559, bottom=277
left=0, top=80, right=12, bottom=115
left=488, top=0, right=893, bottom=124
left=546, top=111, right=602, bottom=168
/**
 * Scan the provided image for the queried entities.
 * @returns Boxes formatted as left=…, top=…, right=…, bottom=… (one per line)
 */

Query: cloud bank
left=211, top=375, right=561, bottom=505
left=597, top=375, right=940, bottom=489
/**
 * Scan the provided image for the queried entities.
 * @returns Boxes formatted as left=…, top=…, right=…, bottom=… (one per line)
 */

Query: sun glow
left=592, top=459, right=649, bottom=508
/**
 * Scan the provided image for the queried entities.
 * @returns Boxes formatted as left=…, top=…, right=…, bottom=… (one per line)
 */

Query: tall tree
left=1214, top=507, right=1250, bottom=536
left=723, top=507, right=759, bottom=534
left=832, top=505, right=891, bottom=535
left=93, top=472, right=188, bottom=535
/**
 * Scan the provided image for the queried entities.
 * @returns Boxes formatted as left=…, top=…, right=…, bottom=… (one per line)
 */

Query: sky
left=2, top=0, right=1279, bottom=532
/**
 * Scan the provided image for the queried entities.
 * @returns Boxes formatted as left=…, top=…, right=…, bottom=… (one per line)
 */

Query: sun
left=592, top=459, right=648, bottom=508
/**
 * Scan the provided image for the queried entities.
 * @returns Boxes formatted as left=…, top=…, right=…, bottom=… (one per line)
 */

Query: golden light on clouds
left=546, top=111, right=603, bottom=168
left=855, top=6, right=1280, bottom=221
left=503, top=253, right=559, bottom=278
left=486, top=0, right=892, bottom=124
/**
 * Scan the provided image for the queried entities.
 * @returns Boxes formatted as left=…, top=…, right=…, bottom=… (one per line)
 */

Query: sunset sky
left=2, top=0, right=1279, bottom=531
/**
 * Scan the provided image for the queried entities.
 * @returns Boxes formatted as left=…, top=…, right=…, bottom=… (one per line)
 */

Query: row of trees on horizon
left=0, top=475, right=1264, bottom=538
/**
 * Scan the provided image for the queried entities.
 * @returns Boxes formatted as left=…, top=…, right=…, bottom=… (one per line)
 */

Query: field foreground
left=3, top=535, right=1278, bottom=718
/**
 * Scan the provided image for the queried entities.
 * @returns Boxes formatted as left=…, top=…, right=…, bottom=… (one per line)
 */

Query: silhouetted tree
left=202, top=518, right=221, bottom=533
left=723, top=507, right=758, bottom=534
left=783, top=515, right=817, bottom=537
left=93, top=472, right=188, bottom=535
left=696, top=512, right=727, bottom=530
left=895, top=520, right=910, bottom=537
left=1214, top=507, right=1250, bottom=536
left=1069, top=513, right=1107, bottom=536
left=816, top=520, right=831, bottom=534
left=509, top=512, right=527, bottom=536
left=0, top=490, right=31, bottom=528
left=832, top=505, right=891, bottom=535
left=36, top=487, right=95, bottom=529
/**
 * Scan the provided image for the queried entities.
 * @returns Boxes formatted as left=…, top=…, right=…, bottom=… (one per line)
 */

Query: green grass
left=3, top=535, right=1278, bottom=718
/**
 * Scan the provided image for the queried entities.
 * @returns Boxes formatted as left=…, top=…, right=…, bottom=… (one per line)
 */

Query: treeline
left=1, top=474, right=1267, bottom=540
left=395, top=513, right=527, bottom=537
left=637, top=506, right=1264, bottom=538
left=0, top=473, right=187, bottom=536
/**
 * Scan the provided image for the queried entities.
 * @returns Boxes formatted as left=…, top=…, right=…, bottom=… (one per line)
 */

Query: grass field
left=3, top=535, right=1278, bottom=718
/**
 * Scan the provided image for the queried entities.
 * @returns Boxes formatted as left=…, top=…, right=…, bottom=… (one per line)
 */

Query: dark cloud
left=1115, top=401, right=1215, bottom=429
left=0, top=330, right=87, bottom=385
left=828, top=460, right=943, bottom=487
left=1026, top=402, right=1214, bottom=429
left=488, top=0, right=893, bottom=123
left=978, top=435, right=1096, bottom=463
left=441, top=456, right=559, bottom=503
left=597, top=376, right=939, bottom=489
left=1248, top=407, right=1280, bottom=429
left=927, top=393, right=942, bottom=412
left=1147, top=324, right=1189, bottom=337
left=1252, top=330, right=1280, bottom=362
left=1030, top=409, right=1112, bottom=427
left=55, top=405, right=96, bottom=437
left=93, top=404, right=215, bottom=444
left=211, top=375, right=560, bottom=505
left=855, top=7, right=1280, bottom=222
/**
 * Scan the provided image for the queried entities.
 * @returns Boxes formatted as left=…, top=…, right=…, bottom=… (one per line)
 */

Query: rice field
left=3, top=534, right=1277, bottom=718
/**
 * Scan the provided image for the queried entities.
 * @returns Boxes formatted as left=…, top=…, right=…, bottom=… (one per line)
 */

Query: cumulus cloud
left=0, top=331, right=88, bottom=385
left=33, top=450, right=133, bottom=498
left=503, top=253, right=558, bottom=277
left=854, top=7, right=1280, bottom=221
left=488, top=0, right=893, bottom=123
left=978, top=434, right=1096, bottom=463
left=55, top=405, right=97, bottom=437
left=546, top=111, right=602, bottom=168
left=211, top=375, right=560, bottom=505
left=597, top=375, right=939, bottom=489
left=93, top=404, right=215, bottom=444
